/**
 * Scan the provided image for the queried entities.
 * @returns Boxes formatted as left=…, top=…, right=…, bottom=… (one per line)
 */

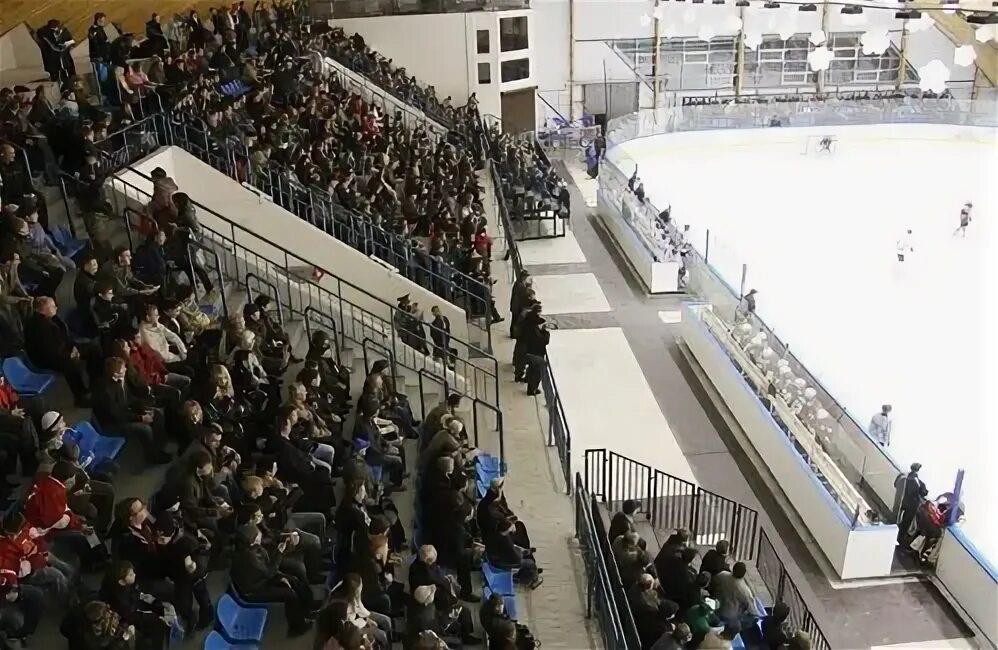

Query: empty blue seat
left=476, top=454, right=501, bottom=472
left=476, top=464, right=500, bottom=483
left=481, top=561, right=514, bottom=596
left=204, top=630, right=258, bottom=650
left=483, top=585, right=518, bottom=620
left=215, top=593, right=268, bottom=644
left=52, top=225, right=87, bottom=259
left=2, top=358, right=55, bottom=395
left=68, top=422, right=125, bottom=468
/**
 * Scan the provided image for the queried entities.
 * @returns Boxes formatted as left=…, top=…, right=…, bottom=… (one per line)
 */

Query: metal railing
left=303, top=306, right=341, bottom=364
left=105, top=168, right=502, bottom=421
left=541, top=354, right=571, bottom=492
left=583, top=448, right=759, bottom=561
left=323, top=0, right=529, bottom=19
left=574, top=473, right=641, bottom=650
left=756, top=530, right=832, bottom=650
left=245, top=272, right=286, bottom=326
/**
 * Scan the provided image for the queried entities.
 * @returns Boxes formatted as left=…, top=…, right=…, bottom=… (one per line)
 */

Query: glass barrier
left=328, top=0, right=529, bottom=18
left=600, top=98, right=997, bottom=525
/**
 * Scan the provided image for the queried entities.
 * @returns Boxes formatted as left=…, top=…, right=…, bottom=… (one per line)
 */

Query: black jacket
left=231, top=545, right=282, bottom=595
left=24, top=313, right=74, bottom=370
left=110, top=520, right=162, bottom=581
left=409, top=559, right=457, bottom=609
left=92, top=377, right=141, bottom=426
left=87, top=23, right=110, bottom=61
left=608, top=512, right=633, bottom=543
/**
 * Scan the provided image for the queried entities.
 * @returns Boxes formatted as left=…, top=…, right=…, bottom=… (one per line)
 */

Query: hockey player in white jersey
left=745, top=331, right=768, bottom=359
left=954, top=202, right=972, bottom=237
left=732, top=322, right=754, bottom=347
left=896, top=229, right=914, bottom=262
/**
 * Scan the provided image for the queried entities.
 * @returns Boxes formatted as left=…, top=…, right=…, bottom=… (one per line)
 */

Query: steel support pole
left=896, top=20, right=909, bottom=91
left=653, top=0, right=662, bottom=110
left=817, top=0, right=830, bottom=94
left=569, top=0, right=576, bottom=120
left=735, top=6, right=746, bottom=97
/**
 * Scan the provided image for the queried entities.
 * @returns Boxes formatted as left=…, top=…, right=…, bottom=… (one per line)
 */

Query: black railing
left=584, top=448, right=759, bottom=561
left=574, top=474, right=640, bottom=650
left=245, top=272, right=286, bottom=326
left=757, top=531, right=832, bottom=650
left=302, top=306, right=341, bottom=364
left=541, top=354, right=571, bottom=492
left=105, top=168, right=503, bottom=424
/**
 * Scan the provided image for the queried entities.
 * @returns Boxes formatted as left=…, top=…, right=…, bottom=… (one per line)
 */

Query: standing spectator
left=868, top=404, right=893, bottom=447
left=35, top=20, right=77, bottom=82
left=429, top=305, right=452, bottom=366
left=700, top=540, right=731, bottom=576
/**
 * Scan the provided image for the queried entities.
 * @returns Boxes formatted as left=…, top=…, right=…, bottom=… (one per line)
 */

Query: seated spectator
left=627, top=573, right=676, bottom=648
left=654, top=528, right=691, bottom=585
left=613, top=531, right=654, bottom=588
left=90, top=281, right=127, bottom=340
left=346, top=516, right=405, bottom=618
left=100, top=246, right=158, bottom=310
left=149, top=516, right=213, bottom=632
left=420, top=393, right=462, bottom=452
left=231, top=522, right=316, bottom=637
left=3, top=218, right=64, bottom=297
left=0, top=375, right=42, bottom=477
left=0, top=566, right=45, bottom=642
left=760, top=602, right=794, bottom=650
left=0, top=512, right=73, bottom=603
left=700, top=540, right=731, bottom=576
left=338, top=573, right=391, bottom=649
left=91, top=357, right=170, bottom=464
left=270, top=407, right=336, bottom=517
left=24, top=461, right=105, bottom=569
left=608, top=499, right=640, bottom=542
left=651, top=623, right=692, bottom=650
left=139, top=303, right=188, bottom=369
left=239, top=502, right=324, bottom=586
left=409, top=545, right=479, bottom=645
left=98, top=560, right=174, bottom=648
left=22, top=204, right=74, bottom=272
left=62, top=600, right=136, bottom=649
left=477, top=479, right=542, bottom=590
left=132, top=230, right=169, bottom=287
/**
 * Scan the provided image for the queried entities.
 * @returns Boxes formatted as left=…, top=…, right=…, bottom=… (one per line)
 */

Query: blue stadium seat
left=215, top=593, right=268, bottom=644
left=481, top=561, right=515, bottom=596
left=204, top=630, right=258, bottom=650
left=66, top=422, right=125, bottom=469
left=476, top=454, right=501, bottom=473
left=483, top=585, right=518, bottom=620
left=52, top=225, right=87, bottom=259
left=476, top=463, right=500, bottom=484
left=476, top=479, right=488, bottom=498
left=2, top=358, right=55, bottom=395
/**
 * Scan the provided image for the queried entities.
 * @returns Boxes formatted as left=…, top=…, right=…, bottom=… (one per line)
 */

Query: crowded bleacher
left=0, top=4, right=551, bottom=648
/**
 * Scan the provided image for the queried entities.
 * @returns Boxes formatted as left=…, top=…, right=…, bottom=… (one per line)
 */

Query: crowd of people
left=6, top=1, right=506, bottom=331
left=680, top=88, right=956, bottom=107
left=0, top=4, right=560, bottom=649
left=606, top=502, right=812, bottom=650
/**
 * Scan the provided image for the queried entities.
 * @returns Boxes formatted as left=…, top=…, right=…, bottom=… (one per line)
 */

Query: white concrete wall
left=332, top=14, right=472, bottom=104
left=0, top=23, right=43, bottom=72
left=681, top=304, right=898, bottom=579
left=118, top=147, right=470, bottom=342
left=936, top=528, right=998, bottom=646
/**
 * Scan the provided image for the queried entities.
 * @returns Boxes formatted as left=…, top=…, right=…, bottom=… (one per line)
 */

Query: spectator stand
left=105, top=168, right=504, bottom=445
left=416, top=367, right=504, bottom=464
left=90, top=109, right=499, bottom=356
left=580, top=448, right=832, bottom=650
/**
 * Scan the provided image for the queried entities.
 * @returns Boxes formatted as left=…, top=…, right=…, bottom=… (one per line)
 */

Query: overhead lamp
left=692, top=0, right=705, bottom=4
left=967, top=12, right=998, bottom=22
left=895, top=9, right=921, bottom=18
left=713, top=0, right=726, bottom=5
left=764, top=1, right=781, bottom=7
left=799, top=4, right=817, bottom=11
left=841, top=5, right=863, bottom=14
left=736, top=0, right=750, bottom=5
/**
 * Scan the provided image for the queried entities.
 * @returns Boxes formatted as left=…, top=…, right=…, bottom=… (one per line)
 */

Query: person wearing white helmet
left=746, top=331, right=767, bottom=359
left=774, top=364, right=795, bottom=397
left=812, top=408, right=835, bottom=453
left=732, top=322, right=753, bottom=347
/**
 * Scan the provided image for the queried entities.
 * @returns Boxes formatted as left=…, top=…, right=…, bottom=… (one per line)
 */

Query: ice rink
left=614, top=123, right=998, bottom=564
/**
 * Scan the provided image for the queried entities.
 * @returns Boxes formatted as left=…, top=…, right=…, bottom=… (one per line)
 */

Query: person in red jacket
left=0, top=512, right=73, bottom=603
left=125, top=328, right=191, bottom=404
left=0, top=375, right=43, bottom=477
left=24, top=461, right=104, bottom=568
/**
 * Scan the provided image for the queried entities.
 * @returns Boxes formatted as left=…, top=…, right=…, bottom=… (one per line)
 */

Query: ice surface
left=619, top=123, right=998, bottom=565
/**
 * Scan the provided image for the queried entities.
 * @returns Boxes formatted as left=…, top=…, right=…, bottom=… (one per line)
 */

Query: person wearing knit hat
left=231, top=521, right=316, bottom=637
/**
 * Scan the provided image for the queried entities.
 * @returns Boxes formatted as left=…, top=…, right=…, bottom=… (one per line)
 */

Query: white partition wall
left=116, top=147, right=470, bottom=343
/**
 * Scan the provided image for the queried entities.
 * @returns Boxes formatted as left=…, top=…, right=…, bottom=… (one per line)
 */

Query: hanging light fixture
left=799, top=4, right=817, bottom=11
left=736, top=0, right=750, bottom=7
left=764, top=1, right=781, bottom=7
left=895, top=9, right=922, bottom=18
left=841, top=5, right=863, bottom=14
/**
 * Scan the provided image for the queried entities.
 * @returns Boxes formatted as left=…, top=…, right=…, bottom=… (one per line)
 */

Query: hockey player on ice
left=732, top=322, right=754, bottom=347
left=954, top=202, right=972, bottom=237
left=817, top=136, right=833, bottom=153
left=785, top=378, right=807, bottom=410
left=745, top=331, right=768, bottom=359
left=757, top=347, right=779, bottom=378
left=811, top=408, right=836, bottom=454
left=774, top=362, right=796, bottom=397
left=896, top=229, right=914, bottom=262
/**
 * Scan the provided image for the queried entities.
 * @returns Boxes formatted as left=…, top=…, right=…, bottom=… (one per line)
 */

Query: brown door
left=501, top=87, right=536, bottom=135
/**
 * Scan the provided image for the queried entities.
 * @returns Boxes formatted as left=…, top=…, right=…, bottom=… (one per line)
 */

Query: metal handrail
left=757, top=530, right=832, bottom=650
left=303, top=306, right=341, bottom=364
left=361, top=336, right=396, bottom=380
left=245, top=272, right=286, bottom=327
left=472, top=397, right=504, bottom=465
left=541, top=353, right=571, bottom=492
left=107, top=169, right=502, bottom=413
left=187, top=239, right=229, bottom=320
left=416, top=367, right=454, bottom=422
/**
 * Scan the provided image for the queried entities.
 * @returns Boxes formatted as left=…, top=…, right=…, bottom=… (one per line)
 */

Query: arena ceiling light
left=807, top=46, right=835, bottom=71
left=765, top=1, right=781, bottom=8
left=799, top=4, right=818, bottom=10
left=967, top=11, right=998, bottom=22
left=895, top=9, right=922, bottom=18
left=840, top=4, right=864, bottom=14
left=953, top=44, right=977, bottom=65
left=860, top=28, right=891, bottom=54
left=918, top=59, right=951, bottom=93
left=809, top=29, right=827, bottom=45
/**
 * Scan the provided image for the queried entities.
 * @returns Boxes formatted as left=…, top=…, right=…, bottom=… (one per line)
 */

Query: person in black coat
left=608, top=499, right=639, bottom=543
left=92, top=357, right=170, bottom=464
left=429, top=305, right=453, bottom=366
left=24, top=296, right=89, bottom=404
left=150, top=516, right=213, bottom=632
left=99, top=561, right=171, bottom=649
left=653, top=528, right=690, bottom=580
left=109, top=498, right=172, bottom=602
left=36, top=20, right=76, bottom=82
left=409, top=545, right=479, bottom=645
left=231, top=523, right=314, bottom=637
left=271, top=408, right=336, bottom=516
left=476, top=480, right=542, bottom=589
left=699, top=540, right=731, bottom=577
left=87, top=14, right=110, bottom=62
left=519, top=311, right=550, bottom=396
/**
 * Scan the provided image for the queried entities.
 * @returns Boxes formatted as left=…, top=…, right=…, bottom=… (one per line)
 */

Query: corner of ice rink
left=613, top=122, right=998, bottom=566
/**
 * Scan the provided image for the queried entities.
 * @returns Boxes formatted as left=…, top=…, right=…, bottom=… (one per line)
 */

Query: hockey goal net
left=802, top=135, right=836, bottom=155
